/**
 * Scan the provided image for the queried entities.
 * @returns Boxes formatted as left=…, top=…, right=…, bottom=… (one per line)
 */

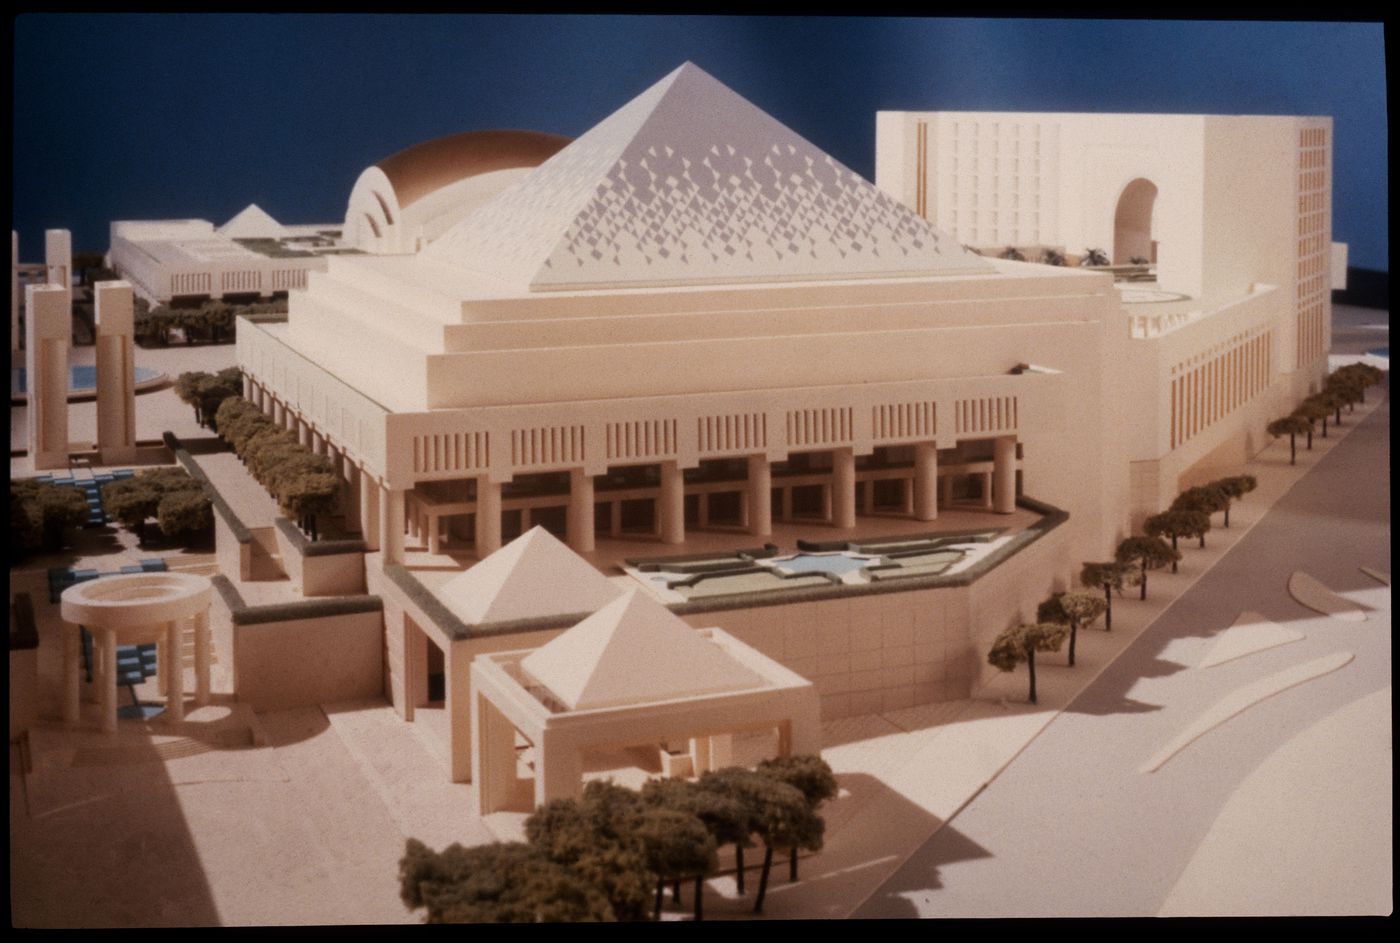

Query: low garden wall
left=272, top=518, right=366, bottom=597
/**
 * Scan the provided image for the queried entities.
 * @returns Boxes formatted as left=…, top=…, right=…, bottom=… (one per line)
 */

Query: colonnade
left=245, top=378, right=1019, bottom=567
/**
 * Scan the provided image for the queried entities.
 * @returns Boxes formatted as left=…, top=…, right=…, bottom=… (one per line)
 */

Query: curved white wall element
left=1288, top=571, right=1368, bottom=622
left=1198, top=611, right=1304, bottom=669
left=1140, top=651, right=1354, bottom=774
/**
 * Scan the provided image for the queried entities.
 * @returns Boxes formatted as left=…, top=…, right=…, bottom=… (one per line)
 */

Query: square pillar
left=360, top=474, right=381, bottom=551
left=382, top=486, right=406, bottom=564
left=193, top=610, right=211, bottom=706
left=567, top=468, right=595, bottom=553
left=535, top=733, right=584, bottom=808
left=747, top=454, right=772, bottom=537
left=94, top=281, right=138, bottom=464
left=659, top=461, right=684, bottom=544
left=473, top=692, right=520, bottom=815
left=45, top=229, right=71, bottom=297
left=475, top=477, right=502, bottom=555
left=345, top=463, right=363, bottom=535
left=25, top=284, right=71, bottom=470
left=11, top=231, right=19, bottom=355
left=993, top=436, right=1017, bottom=514
left=913, top=442, right=939, bottom=521
left=832, top=447, right=857, bottom=529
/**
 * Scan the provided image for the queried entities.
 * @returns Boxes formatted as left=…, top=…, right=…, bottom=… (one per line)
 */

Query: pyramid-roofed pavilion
left=427, top=62, right=989, bottom=290
left=436, top=526, right=623, bottom=626
left=216, top=204, right=289, bottom=239
left=520, top=589, right=765, bottom=710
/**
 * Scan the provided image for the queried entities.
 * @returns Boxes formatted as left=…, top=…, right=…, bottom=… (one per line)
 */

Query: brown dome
left=375, top=129, right=572, bottom=209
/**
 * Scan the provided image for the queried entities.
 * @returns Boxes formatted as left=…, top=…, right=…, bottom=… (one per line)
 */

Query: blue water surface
left=775, top=553, right=870, bottom=576
left=12, top=365, right=161, bottom=395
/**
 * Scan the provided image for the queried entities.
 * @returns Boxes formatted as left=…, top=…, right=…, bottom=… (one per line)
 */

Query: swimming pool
left=12, top=365, right=167, bottom=401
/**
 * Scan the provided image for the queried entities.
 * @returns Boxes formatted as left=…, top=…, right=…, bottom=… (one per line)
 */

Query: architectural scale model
left=13, top=59, right=1381, bottom=923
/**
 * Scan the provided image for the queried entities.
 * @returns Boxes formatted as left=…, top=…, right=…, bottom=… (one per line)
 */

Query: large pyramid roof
left=436, top=526, right=623, bottom=626
left=427, top=62, right=989, bottom=291
left=520, top=589, right=765, bottom=710
left=217, top=204, right=288, bottom=239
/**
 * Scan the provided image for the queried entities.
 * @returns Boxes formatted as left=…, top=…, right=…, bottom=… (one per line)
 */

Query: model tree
left=1080, top=247, right=1110, bottom=266
left=102, top=477, right=165, bottom=543
left=757, top=754, right=838, bottom=880
left=698, top=767, right=820, bottom=914
left=524, top=781, right=653, bottom=922
left=1146, top=508, right=1211, bottom=562
left=102, top=468, right=209, bottom=545
left=1211, top=474, right=1257, bottom=527
left=1115, top=535, right=1179, bottom=600
left=1292, top=399, right=1327, bottom=447
left=987, top=621, right=1070, bottom=704
left=156, top=489, right=213, bottom=543
left=10, top=479, right=90, bottom=556
left=636, top=808, right=716, bottom=920
left=998, top=246, right=1027, bottom=261
left=1041, top=248, right=1067, bottom=266
left=640, top=777, right=748, bottom=916
left=1266, top=415, right=1310, bottom=465
left=1079, top=560, right=1130, bottom=631
left=1037, top=591, right=1107, bottom=666
left=398, top=838, right=612, bottom=923
left=1315, top=386, right=1348, bottom=427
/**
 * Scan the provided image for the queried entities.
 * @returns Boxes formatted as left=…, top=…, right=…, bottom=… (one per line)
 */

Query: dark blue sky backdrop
left=12, top=15, right=1388, bottom=270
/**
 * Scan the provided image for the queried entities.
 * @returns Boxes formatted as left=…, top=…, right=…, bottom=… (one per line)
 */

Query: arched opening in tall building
left=1114, top=178, right=1159, bottom=265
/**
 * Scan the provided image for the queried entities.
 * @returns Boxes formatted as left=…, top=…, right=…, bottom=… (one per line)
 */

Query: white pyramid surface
left=436, top=526, right=622, bottom=625
left=217, top=204, right=288, bottom=238
left=428, top=62, right=989, bottom=290
left=521, top=589, right=764, bottom=710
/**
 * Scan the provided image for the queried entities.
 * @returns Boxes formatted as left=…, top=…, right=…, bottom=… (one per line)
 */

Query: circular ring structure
left=60, top=572, right=213, bottom=631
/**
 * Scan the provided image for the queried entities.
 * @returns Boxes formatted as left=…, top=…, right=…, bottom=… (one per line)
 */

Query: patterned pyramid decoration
left=428, top=62, right=989, bottom=290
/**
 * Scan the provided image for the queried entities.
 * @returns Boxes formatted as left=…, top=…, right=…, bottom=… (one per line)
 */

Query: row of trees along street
left=399, top=756, right=837, bottom=922
left=214, top=395, right=340, bottom=541
left=1267, top=363, right=1384, bottom=465
left=987, top=472, right=1266, bottom=704
left=133, top=297, right=287, bottom=347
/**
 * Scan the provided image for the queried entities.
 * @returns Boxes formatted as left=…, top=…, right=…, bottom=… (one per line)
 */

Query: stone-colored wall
left=231, top=611, right=383, bottom=712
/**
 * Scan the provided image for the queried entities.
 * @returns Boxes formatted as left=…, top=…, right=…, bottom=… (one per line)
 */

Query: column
left=94, top=282, right=138, bottom=464
left=297, top=418, right=311, bottom=448
left=25, top=284, right=70, bottom=470
left=474, top=693, right=521, bottom=815
left=11, top=231, right=19, bottom=356
left=475, top=476, right=502, bottom=556
left=993, top=435, right=1017, bottom=514
left=165, top=619, right=185, bottom=723
left=100, top=629, right=118, bottom=733
left=62, top=621, right=81, bottom=724
left=659, top=461, right=684, bottom=544
left=346, top=463, right=363, bottom=535
left=360, top=474, right=381, bottom=551
left=194, top=610, right=211, bottom=706
left=45, top=229, right=72, bottom=299
left=747, top=454, right=772, bottom=537
left=832, top=448, right=856, bottom=529
left=567, top=468, right=595, bottom=553
left=940, top=472, right=953, bottom=508
left=382, top=486, right=406, bottom=564
left=913, top=442, right=939, bottom=521
left=535, top=733, right=584, bottom=807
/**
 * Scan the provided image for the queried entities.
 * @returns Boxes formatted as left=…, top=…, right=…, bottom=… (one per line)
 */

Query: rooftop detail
left=428, top=62, right=990, bottom=291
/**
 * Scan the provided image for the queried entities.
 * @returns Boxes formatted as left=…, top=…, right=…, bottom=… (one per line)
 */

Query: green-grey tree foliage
left=1145, top=508, right=1211, bottom=566
left=280, top=470, right=339, bottom=540
left=157, top=489, right=213, bottom=541
left=1037, top=591, right=1107, bottom=666
left=398, top=838, right=613, bottom=923
left=1041, top=248, right=1066, bottom=266
left=11, top=479, right=89, bottom=554
left=1115, top=535, right=1180, bottom=601
left=1292, top=398, right=1328, bottom=447
left=640, top=777, right=748, bottom=918
left=1079, top=560, right=1130, bottom=631
left=998, top=246, right=1027, bottom=261
left=1080, top=247, right=1110, bottom=266
left=1266, top=415, right=1311, bottom=465
left=174, top=371, right=212, bottom=424
left=1211, top=475, right=1257, bottom=526
left=524, top=781, right=653, bottom=922
left=101, top=478, right=165, bottom=543
left=987, top=621, right=1070, bottom=704
left=757, top=754, right=838, bottom=881
left=637, top=808, right=717, bottom=920
left=698, top=767, right=820, bottom=913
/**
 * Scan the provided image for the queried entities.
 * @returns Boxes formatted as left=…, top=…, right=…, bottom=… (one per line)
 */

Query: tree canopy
left=987, top=621, right=1070, bottom=704
left=399, top=839, right=613, bottom=923
left=1115, top=535, right=1180, bottom=600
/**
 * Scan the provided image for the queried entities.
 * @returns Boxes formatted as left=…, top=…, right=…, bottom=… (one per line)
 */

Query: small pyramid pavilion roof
left=436, top=526, right=623, bottom=626
left=428, top=62, right=988, bottom=290
left=217, top=204, right=289, bottom=239
left=520, top=589, right=765, bottom=710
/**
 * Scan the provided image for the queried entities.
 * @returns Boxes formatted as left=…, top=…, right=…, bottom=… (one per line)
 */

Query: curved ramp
left=1141, top=652, right=1354, bottom=774
left=1198, top=612, right=1304, bottom=669
left=1359, top=566, right=1390, bottom=586
left=1288, top=572, right=1367, bottom=622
